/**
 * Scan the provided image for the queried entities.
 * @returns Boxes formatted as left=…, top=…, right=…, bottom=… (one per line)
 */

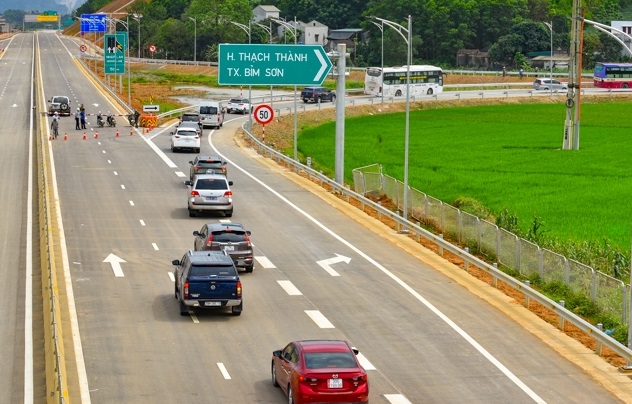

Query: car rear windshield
left=176, top=130, right=198, bottom=136
left=212, top=231, right=247, bottom=242
left=304, top=352, right=357, bottom=369
left=198, top=161, right=223, bottom=168
left=195, top=178, right=228, bottom=190
left=53, top=97, right=68, bottom=103
left=182, top=114, right=199, bottom=121
left=190, top=265, right=236, bottom=277
left=200, top=106, right=218, bottom=114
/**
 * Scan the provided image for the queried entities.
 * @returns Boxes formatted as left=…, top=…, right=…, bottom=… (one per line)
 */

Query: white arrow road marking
left=103, top=253, right=126, bottom=277
left=316, top=254, right=351, bottom=276
left=313, top=49, right=328, bottom=82
left=305, top=310, right=334, bottom=328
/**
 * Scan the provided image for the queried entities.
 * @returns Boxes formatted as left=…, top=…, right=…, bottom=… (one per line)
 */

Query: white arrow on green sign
left=218, top=44, right=333, bottom=86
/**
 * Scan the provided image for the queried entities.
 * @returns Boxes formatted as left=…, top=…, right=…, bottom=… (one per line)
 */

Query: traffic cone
left=49, top=134, right=52, bottom=141
left=83, top=132, right=86, bottom=140
left=94, top=131, right=99, bottom=139
left=64, top=133, right=68, bottom=141
left=130, top=129, right=133, bottom=136
left=116, top=130, right=120, bottom=137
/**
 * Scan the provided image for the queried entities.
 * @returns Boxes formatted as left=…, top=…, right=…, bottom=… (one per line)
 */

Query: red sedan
left=271, top=340, right=369, bottom=404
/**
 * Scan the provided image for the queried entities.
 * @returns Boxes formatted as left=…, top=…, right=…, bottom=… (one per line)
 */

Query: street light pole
left=229, top=20, right=253, bottom=130
left=372, top=15, right=413, bottom=222
left=271, top=17, right=299, bottom=161
left=109, top=17, right=131, bottom=107
left=370, top=20, right=384, bottom=109
left=253, top=21, right=274, bottom=108
left=543, top=21, right=553, bottom=96
left=188, top=17, right=197, bottom=63
left=132, top=14, right=142, bottom=58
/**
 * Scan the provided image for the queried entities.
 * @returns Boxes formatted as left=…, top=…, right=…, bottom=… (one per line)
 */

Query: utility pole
left=564, top=0, right=583, bottom=150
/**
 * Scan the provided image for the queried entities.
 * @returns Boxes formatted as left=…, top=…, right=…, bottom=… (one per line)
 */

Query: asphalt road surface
left=5, top=30, right=628, bottom=403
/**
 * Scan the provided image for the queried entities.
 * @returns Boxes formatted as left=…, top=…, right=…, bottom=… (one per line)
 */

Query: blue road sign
left=80, top=14, right=107, bottom=33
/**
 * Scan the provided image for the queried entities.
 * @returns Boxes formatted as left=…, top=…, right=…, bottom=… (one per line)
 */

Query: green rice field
left=298, top=102, right=632, bottom=250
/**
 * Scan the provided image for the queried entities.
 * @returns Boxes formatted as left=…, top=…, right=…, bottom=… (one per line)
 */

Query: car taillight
left=205, top=234, right=213, bottom=247
left=224, top=191, right=232, bottom=197
left=184, top=282, right=189, bottom=298
left=245, top=234, right=252, bottom=247
left=236, top=281, right=241, bottom=298
left=352, top=374, right=368, bottom=382
left=190, top=190, right=200, bottom=197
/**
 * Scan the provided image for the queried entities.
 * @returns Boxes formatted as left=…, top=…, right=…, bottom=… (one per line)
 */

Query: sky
left=0, top=0, right=88, bottom=13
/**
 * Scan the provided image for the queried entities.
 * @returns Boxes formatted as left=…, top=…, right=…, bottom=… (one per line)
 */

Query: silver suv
left=533, top=78, right=567, bottom=91
left=185, top=174, right=233, bottom=217
left=48, top=96, right=71, bottom=116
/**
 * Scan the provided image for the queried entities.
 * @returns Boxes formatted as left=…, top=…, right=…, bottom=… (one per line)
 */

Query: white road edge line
left=25, top=33, right=34, bottom=404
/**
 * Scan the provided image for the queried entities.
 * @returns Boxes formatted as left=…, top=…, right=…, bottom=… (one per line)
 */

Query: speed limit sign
left=149, top=45, right=156, bottom=53
left=253, top=104, right=274, bottom=125
left=79, top=44, right=87, bottom=53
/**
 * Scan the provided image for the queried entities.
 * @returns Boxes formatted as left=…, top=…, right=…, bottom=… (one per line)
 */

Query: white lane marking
left=120, top=185, right=125, bottom=190
left=255, top=256, right=276, bottom=269
left=102, top=150, right=106, bottom=154
left=305, top=310, right=334, bottom=328
left=384, top=394, right=412, bottom=404
left=175, top=171, right=187, bottom=178
left=167, top=272, right=175, bottom=282
left=139, top=220, right=145, bottom=226
left=190, top=312, right=199, bottom=324
left=107, top=159, right=111, bottom=164
left=43, top=35, right=91, bottom=399
left=217, top=363, right=231, bottom=379
left=152, top=243, right=159, bottom=251
left=218, top=219, right=231, bottom=223
left=277, top=280, right=302, bottom=296
left=25, top=37, right=34, bottom=403
left=207, top=134, right=547, bottom=404
left=113, top=171, right=118, bottom=176
left=355, top=352, right=375, bottom=371
left=129, top=200, right=134, bottom=206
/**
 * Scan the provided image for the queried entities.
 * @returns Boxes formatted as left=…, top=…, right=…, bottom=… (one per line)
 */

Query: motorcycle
left=107, top=115, right=116, bottom=127
left=127, top=111, right=140, bottom=128
left=96, top=115, right=104, bottom=128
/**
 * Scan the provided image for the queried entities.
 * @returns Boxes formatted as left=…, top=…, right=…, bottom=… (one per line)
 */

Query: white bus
left=364, top=65, right=444, bottom=97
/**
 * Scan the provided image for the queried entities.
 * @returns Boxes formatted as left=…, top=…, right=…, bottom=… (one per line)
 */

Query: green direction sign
left=218, top=44, right=333, bottom=86
left=104, top=32, right=127, bottom=74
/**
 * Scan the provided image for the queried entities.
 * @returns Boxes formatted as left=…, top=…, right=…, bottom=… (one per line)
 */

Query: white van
left=199, top=101, right=224, bottom=129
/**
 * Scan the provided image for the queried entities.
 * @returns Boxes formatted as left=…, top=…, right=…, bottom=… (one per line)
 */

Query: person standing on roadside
left=80, top=108, right=86, bottom=129
left=74, top=108, right=81, bottom=130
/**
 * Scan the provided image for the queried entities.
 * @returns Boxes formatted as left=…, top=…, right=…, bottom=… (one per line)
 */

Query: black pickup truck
left=173, top=251, right=242, bottom=316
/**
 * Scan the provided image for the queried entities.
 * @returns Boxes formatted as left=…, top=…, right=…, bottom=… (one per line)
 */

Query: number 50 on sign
left=253, top=104, right=274, bottom=125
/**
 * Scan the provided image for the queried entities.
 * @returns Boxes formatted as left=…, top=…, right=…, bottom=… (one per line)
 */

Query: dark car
left=179, top=112, right=201, bottom=125
left=271, top=340, right=369, bottom=404
left=300, top=87, right=336, bottom=103
left=193, top=222, right=254, bottom=272
left=173, top=250, right=242, bottom=316
left=189, top=155, right=227, bottom=180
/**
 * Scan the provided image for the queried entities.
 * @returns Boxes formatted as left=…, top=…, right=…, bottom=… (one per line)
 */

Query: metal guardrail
left=241, top=124, right=632, bottom=365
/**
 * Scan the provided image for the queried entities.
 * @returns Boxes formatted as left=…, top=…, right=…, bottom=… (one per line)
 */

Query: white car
left=226, top=98, right=252, bottom=114
left=171, top=127, right=201, bottom=153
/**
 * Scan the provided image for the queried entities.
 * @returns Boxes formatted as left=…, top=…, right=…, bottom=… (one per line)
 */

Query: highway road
left=0, top=33, right=44, bottom=404
left=8, top=30, right=627, bottom=403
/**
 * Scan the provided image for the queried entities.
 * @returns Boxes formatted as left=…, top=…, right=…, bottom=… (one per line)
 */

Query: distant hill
left=1, top=0, right=89, bottom=14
